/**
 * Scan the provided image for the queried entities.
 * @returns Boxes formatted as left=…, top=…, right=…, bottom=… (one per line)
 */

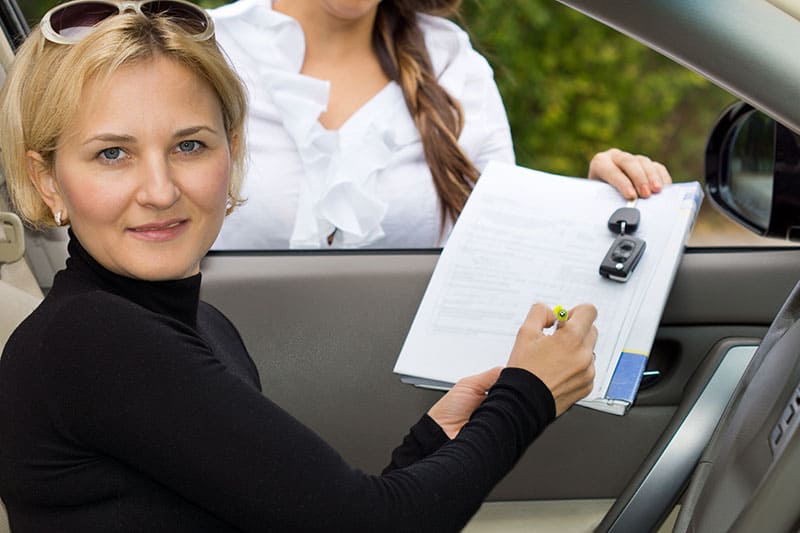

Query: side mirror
left=705, top=101, right=800, bottom=241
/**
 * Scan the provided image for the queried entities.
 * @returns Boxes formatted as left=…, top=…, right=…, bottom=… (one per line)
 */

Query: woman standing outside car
left=210, top=0, right=672, bottom=250
left=0, top=2, right=598, bottom=531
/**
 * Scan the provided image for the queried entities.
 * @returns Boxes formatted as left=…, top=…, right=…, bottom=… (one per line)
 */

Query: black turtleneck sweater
left=0, top=234, right=555, bottom=532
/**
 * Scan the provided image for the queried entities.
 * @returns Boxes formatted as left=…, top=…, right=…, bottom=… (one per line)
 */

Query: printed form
left=395, top=161, right=701, bottom=413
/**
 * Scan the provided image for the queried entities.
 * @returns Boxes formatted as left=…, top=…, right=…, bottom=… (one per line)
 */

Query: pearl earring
left=54, top=211, right=62, bottom=226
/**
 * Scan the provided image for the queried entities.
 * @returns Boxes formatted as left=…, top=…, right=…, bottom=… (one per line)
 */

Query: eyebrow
left=83, top=134, right=135, bottom=145
left=82, top=126, right=220, bottom=145
left=175, top=126, right=220, bottom=137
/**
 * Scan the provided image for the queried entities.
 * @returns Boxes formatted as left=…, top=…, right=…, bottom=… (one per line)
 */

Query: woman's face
left=29, top=55, right=232, bottom=281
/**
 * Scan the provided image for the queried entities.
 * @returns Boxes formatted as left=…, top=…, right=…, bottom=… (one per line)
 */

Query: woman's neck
left=273, top=0, right=390, bottom=130
left=273, top=0, right=377, bottom=67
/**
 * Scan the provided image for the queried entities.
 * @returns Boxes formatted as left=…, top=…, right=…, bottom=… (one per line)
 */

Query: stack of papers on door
left=393, top=161, right=703, bottom=415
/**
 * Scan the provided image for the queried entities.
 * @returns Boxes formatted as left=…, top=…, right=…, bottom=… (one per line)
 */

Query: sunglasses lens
left=49, top=2, right=118, bottom=36
left=141, top=1, right=210, bottom=35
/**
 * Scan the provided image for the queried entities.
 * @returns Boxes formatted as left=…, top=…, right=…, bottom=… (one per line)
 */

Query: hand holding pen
left=506, top=303, right=598, bottom=416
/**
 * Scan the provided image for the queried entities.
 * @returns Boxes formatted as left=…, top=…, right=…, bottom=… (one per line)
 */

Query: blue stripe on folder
left=606, top=352, right=648, bottom=404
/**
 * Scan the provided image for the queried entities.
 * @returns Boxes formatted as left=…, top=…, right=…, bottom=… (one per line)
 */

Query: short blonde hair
left=0, top=12, right=247, bottom=227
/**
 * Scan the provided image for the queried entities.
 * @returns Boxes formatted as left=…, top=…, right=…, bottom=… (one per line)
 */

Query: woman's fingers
left=588, top=148, right=673, bottom=199
left=506, top=303, right=598, bottom=416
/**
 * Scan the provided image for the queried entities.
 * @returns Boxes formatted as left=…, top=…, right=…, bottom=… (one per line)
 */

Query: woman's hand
left=588, top=148, right=672, bottom=200
left=428, top=303, right=597, bottom=434
left=428, top=367, right=503, bottom=439
left=506, top=303, right=597, bottom=417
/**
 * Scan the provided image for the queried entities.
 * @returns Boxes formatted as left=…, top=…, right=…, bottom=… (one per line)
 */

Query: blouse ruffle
left=211, top=0, right=498, bottom=248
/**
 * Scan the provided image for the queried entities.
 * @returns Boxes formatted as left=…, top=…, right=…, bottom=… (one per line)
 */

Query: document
left=394, top=161, right=703, bottom=415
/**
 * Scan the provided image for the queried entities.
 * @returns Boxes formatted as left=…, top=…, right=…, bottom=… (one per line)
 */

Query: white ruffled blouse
left=210, top=0, right=514, bottom=249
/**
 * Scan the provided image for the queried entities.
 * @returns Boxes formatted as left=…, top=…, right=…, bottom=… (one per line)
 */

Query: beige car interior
left=0, top=175, right=39, bottom=533
left=0, top=34, right=36, bottom=527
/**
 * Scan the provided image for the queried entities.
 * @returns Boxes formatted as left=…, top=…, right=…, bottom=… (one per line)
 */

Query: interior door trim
left=606, top=344, right=758, bottom=532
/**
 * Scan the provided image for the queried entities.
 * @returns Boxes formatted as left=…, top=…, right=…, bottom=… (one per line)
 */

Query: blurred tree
left=459, top=0, right=733, bottom=181
left=22, top=0, right=733, bottom=183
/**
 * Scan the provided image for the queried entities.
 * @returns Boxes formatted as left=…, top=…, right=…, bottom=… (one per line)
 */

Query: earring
left=54, top=211, right=62, bottom=226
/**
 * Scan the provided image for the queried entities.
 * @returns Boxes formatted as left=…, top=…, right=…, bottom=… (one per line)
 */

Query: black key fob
left=608, top=207, right=640, bottom=235
left=599, top=235, right=646, bottom=282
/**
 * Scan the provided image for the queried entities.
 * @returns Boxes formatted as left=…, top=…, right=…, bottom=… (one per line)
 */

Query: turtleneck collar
left=62, top=230, right=202, bottom=329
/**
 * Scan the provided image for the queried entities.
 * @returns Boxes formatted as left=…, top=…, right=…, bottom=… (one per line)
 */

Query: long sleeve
left=18, top=294, right=552, bottom=532
left=382, top=414, right=449, bottom=474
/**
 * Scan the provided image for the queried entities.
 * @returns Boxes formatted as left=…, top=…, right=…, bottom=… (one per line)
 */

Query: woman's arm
left=383, top=367, right=503, bottom=473
left=43, top=294, right=562, bottom=532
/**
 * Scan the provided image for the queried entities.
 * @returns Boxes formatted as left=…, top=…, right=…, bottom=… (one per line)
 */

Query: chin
left=122, top=256, right=201, bottom=281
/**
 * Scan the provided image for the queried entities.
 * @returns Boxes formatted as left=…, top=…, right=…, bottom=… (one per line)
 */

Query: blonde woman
left=211, top=0, right=671, bottom=249
left=0, top=2, right=597, bottom=531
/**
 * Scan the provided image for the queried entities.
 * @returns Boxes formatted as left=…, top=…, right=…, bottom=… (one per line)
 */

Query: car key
left=599, top=234, right=646, bottom=281
left=600, top=203, right=645, bottom=282
left=607, top=207, right=640, bottom=235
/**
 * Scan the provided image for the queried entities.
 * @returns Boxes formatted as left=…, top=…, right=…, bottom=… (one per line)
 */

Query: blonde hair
left=0, top=12, right=247, bottom=227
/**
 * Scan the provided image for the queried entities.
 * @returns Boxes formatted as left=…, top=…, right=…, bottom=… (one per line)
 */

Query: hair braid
left=373, top=0, right=480, bottom=228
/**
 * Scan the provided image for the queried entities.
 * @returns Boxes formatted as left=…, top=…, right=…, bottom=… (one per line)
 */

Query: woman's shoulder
left=208, top=0, right=272, bottom=22
left=197, top=301, right=239, bottom=338
left=417, top=13, right=496, bottom=108
left=209, top=0, right=303, bottom=72
left=0, top=289, right=155, bottom=382
left=209, top=0, right=291, bottom=39
left=19, top=289, right=158, bottom=344
left=417, top=14, right=493, bottom=79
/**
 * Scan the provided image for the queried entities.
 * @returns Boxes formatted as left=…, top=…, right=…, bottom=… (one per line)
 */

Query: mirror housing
left=705, top=101, right=800, bottom=241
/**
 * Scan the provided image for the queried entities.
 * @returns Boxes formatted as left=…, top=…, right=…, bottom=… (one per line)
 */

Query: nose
left=135, top=154, right=181, bottom=210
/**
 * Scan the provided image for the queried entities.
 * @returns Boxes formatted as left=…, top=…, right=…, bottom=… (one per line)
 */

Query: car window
left=19, top=0, right=789, bottom=249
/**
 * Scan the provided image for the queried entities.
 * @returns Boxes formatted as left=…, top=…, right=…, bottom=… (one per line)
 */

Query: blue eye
left=99, top=147, right=124, bottom=161
left=177, top=140, right=203, bottom=153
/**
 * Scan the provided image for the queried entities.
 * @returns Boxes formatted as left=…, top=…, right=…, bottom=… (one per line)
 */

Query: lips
left=130, top=220, right=185, bottom=232
left=127, top=219, right=188, bottom=241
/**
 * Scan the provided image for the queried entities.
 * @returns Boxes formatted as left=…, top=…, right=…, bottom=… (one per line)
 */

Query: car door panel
left=198, top=247, right=800, bottom=501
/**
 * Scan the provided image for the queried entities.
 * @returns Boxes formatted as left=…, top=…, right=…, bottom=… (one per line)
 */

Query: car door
left=4, top=1, right=800, bottom=532
left=194, top=243, right=800, bottom=532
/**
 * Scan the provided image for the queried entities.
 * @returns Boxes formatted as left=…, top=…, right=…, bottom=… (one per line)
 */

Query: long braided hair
left=373, top=0, right=480, bottom=228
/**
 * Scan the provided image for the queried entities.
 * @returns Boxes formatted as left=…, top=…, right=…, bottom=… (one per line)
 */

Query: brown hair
left=0, top=13, right=247, bottom=227
left=373, top=0, right=479, bottom=228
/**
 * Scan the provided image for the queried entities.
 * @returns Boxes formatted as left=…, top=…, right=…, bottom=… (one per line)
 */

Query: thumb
left=460, top=366, right=503, bottom=392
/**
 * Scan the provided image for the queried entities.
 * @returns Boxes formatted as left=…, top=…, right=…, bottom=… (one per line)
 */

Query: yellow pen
left=553, top=305, right=569, bottom=329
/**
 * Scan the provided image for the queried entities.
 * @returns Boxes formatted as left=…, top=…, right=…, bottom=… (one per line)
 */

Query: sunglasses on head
left=41, top=0, right=214, bottom=45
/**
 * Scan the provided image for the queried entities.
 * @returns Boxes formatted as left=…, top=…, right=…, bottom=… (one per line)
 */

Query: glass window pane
left=17, top=0, right=792, bottom=248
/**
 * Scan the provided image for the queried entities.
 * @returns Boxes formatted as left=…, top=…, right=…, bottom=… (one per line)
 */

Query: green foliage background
left=22, top=0, right=734, bottom=183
